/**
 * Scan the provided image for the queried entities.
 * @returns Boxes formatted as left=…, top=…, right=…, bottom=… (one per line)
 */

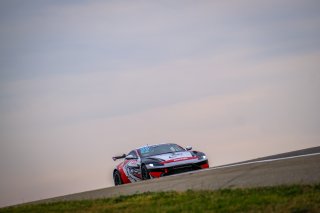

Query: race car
left=112, top=143, right=209, bottom=185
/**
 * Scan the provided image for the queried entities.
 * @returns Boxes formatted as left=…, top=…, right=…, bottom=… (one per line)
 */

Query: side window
left=128, top=150, right=138, bottom=158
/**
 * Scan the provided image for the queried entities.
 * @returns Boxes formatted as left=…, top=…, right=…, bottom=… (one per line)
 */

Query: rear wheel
left=113, top=170, right=122, bottom=185
left=141, top=165, right=150, bottom=180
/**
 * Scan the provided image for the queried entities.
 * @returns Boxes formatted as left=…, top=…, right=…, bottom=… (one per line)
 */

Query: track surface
left=32, top=147, right=320, bottom=204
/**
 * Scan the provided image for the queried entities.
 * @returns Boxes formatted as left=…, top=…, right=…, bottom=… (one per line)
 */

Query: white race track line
left=210, top=152, right=320, bottom=171
left=156, top=152, right=320, bottom=178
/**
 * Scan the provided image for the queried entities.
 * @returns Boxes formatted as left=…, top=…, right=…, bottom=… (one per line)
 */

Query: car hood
left=145, top=151, right=193, bottom=162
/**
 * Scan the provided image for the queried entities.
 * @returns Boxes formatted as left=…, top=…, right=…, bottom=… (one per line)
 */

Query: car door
left=123, top=150, right=142, bottom=182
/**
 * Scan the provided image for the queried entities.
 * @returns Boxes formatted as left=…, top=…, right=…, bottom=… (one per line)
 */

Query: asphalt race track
left=32, top=146, right=320, bottom=204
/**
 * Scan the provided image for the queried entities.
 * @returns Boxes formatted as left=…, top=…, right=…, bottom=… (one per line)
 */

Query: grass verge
left=1, top=184, right=320, bottom=213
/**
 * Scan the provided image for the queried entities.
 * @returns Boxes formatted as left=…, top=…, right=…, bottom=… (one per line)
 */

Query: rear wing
left=112, top=154, right=126, bottom=161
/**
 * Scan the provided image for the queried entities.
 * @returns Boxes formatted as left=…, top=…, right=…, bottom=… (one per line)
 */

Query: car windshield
left=138, top=144, right=185, bottom=157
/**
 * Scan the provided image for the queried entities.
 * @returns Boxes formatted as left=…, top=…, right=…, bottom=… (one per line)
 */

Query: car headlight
left=198, top=155, right=206, bottom=160
left=148, top=162, right=163, bottom=167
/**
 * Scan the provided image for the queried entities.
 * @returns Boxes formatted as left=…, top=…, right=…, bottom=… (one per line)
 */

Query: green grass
left=1, top=184, right=320, bottom=213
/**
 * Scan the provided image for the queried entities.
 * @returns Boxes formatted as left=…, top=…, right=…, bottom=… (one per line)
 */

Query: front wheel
left=141, top=165, right=150, bottom=180
left=113, top=170, right=122, bottom=185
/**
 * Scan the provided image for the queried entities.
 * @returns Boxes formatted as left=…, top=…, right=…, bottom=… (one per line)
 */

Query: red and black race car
left=112, top=143, right=209, bottom=185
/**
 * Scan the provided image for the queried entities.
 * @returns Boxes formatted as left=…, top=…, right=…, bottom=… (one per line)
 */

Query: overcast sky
left=1, top=0, right=320, bottom=207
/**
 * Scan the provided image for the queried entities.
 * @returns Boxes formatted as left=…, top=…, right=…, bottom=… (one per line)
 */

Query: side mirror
left=125, top=154, right=138, bottom=160
left=186, top=146, right=192, bottom=151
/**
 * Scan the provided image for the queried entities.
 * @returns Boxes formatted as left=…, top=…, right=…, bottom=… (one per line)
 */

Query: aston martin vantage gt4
left=112, top=143, right=209, bottom=185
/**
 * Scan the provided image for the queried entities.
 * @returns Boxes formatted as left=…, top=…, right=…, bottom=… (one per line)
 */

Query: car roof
left=136, top=143, right=176, bottom=150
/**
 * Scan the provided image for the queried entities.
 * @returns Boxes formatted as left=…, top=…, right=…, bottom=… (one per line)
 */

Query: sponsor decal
left=163, top=156, right=198, bottom=163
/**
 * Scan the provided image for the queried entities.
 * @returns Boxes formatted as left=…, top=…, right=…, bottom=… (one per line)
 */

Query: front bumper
left=148, top=160, right=209, bottom=178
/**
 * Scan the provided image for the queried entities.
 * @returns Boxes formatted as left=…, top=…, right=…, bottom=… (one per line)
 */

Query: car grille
left=165, top=160, right=208, bottom=175
left=169, top=165, right=194, bottom=174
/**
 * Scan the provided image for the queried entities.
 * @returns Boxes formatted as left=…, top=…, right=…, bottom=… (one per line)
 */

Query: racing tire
left=113, top=170, right=122, bottom=185
left=141, top=165, right=150, bottom=180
